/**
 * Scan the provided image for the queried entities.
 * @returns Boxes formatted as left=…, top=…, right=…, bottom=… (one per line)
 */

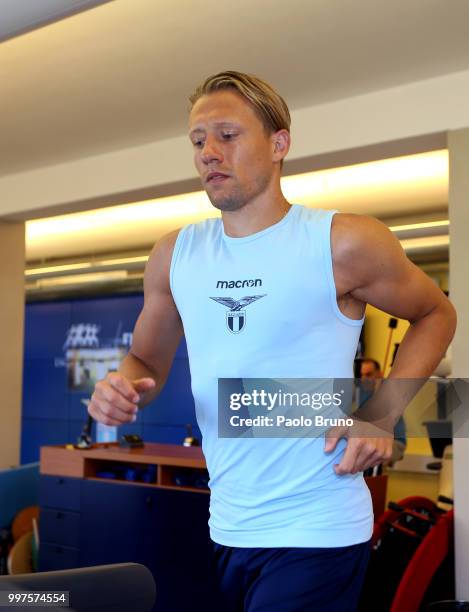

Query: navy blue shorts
left=211, top=539, right=371, bottom=612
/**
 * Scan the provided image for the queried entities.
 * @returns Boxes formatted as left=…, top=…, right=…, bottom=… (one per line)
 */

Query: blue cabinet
left=39, top=475, right=81, bottom=511
left=39, top=476, right=82, bottom=573
left=40, top=508, right=80, bottom=548
left=38, top=475, right=217, bottom=612
left=79, top=479, right=147, bottom=566
left=138, top=488, right=215, bottom=612
left=39, top=542, right=80, bottom=571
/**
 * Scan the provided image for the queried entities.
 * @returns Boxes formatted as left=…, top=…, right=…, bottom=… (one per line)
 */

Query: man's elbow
left=412, top=296, right=457, bottom=343
left=432, top=297, right=457, bottom=347
left=445, top=298, right=458, bottom=341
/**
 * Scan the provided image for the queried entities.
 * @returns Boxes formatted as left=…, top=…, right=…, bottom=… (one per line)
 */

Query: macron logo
left=216, top=279, right=262, bottom=289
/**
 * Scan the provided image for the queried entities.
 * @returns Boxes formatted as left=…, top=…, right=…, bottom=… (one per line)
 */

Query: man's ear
left=272, top=129, right=290, bottom=162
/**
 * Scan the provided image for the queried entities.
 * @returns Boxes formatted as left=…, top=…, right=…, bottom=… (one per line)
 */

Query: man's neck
left=221, top=195, right=291, bottom=238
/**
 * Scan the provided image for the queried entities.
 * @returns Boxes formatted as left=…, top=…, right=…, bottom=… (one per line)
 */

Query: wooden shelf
left=157, top=484, right=210, bottom=495
left=40, top=442, right=209, bottom=493
left=85, top=477, right=158, bottom=488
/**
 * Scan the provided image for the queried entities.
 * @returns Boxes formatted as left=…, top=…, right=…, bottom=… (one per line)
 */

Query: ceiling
left=0, top=0, right=112, bottom=43
left=2, top=0, right=469, bottom=177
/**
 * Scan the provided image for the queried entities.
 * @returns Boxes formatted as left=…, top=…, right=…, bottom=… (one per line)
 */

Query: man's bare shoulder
left=330, top=212, right=455, bottom=325
left=149, top=229, right=181, bottom=258
left=331, top=212, right=408, bottom=296
left=331, top=212, right=404, bottom=269
left=130, top=228, right=184, bottom=372
left=144, top=229, right=181, bottom=292
left=331, top=213, right=393, bottom=256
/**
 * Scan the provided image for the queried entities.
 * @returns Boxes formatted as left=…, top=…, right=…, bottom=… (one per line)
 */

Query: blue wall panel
left=68, top=391, right=95, bottom=422
left=21, top=419, right=69, bottom=465
left=68, top=419, right=144, bottom=442
left=69, top=295, right=143, bottom=341
left=175, top=337, right=188, bottom=359
left=22, top=359, right=68, bottom=420
left=142, top=423, right=202, bottom=446
left=21, top=293, right=197, bottom=464
left=24, top=302, right=71, bottom=360
left=142, top=358, right=195, bottom=425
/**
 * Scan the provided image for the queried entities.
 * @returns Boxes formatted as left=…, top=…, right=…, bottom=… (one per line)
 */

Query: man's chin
left=207, top=194, right=244, bottom=213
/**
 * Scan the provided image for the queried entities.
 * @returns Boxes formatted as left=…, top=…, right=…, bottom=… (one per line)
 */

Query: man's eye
left=193, top=140, right=204, bottom=148
left=222, top=133, right=236, bottom=140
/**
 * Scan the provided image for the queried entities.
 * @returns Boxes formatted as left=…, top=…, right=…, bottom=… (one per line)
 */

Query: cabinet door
left=139, top=489, right=217, bottom=612
left=39, top=475, right=81, bottom=511
left=79, top=480, right=152, bottom=567
left=39, top=543, right=80, bottom=571
left=79, top=481, right=217, bottom=611
left=40, top=508, right=80, bottom=548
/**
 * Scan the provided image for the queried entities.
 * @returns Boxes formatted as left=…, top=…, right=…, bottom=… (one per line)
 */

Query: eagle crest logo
left=209, top=295, right=266, bottom=333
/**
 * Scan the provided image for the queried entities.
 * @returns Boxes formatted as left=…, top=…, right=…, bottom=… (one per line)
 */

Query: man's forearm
left=355, top=300, right=456, bottom=431
left=388, top=300, right=456, bottom=379
left=118, top=351, right=163, bottom=408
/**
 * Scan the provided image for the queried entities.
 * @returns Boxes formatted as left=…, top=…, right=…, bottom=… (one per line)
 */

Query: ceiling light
left=25, top=150, right=448, bottom=261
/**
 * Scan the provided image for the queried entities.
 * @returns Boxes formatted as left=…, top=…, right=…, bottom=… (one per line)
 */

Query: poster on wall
left=63, top=322, right=133, bottom=393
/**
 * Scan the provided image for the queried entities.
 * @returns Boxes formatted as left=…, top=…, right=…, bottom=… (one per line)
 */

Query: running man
left=89, top=71, right=456, bottom=611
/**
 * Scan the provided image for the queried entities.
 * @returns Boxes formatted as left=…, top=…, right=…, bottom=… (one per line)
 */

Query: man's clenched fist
left=88, top=372, right=156, bottom=425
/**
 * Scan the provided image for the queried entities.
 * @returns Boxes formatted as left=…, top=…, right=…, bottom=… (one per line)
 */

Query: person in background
left=356, top=357, right=407, bottom=465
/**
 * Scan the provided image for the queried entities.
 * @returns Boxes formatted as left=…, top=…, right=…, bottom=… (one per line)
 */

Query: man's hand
left=324, top=420, right=393, bottom=475
left=88, top=372, right=156, bottom=426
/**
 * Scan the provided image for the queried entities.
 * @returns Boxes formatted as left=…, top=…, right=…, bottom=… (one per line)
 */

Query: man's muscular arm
left=88, top=230, right=183, bottom=426
left=332, top=213, right=456, bottom=378
left=325, top=213, right=456, bottom=474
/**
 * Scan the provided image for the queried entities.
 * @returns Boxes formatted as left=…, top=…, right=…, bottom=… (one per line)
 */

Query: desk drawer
left=40, top=508, right=80, bottom=548
left=39, top=475, right=81, bottom=511
left=38, top=543, right=80, bottom=571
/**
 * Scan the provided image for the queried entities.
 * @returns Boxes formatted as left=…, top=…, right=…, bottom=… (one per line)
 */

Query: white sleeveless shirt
left=170, top=204, right=373, bottom=547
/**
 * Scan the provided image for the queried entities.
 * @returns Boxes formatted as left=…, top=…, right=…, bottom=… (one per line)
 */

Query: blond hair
left=189, top=70, right=291, bottom=137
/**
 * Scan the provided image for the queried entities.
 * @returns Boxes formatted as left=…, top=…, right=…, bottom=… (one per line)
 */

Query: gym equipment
left=0, top=562, right=156, bottom=611
left=425, top=602, right=469, bottom=611
left=360, top=497, right=454, bottom=612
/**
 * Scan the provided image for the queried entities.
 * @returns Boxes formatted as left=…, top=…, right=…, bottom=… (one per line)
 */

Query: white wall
left=448, top=128, right=469, bottom=598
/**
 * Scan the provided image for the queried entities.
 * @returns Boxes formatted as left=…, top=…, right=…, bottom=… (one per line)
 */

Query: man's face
left=361, top=362, right=380, bottom=380
left=360, top=361, right=382, bottom=392
left=189, top=90, right=276, bottom=212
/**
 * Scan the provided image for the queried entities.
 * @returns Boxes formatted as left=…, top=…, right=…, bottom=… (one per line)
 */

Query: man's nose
left=201, top=138, right=223, bottom=164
